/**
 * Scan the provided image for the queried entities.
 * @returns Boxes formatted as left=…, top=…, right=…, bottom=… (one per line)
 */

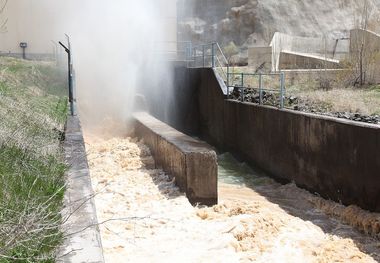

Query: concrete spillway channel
left=79, top=112, right=380, bottom=262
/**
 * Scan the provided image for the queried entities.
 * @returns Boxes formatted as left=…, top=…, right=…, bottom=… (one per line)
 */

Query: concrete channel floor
left=83, top=134, right=380, bottom=262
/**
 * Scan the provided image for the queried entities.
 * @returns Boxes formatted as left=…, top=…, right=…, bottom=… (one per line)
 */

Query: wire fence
left=187, top=42, right=229, bottom=83
left=227, top=72, right=286, bottom=108
left=155, top=40, right=287, bottom=109
left=153, top=41, right=192, bottom=61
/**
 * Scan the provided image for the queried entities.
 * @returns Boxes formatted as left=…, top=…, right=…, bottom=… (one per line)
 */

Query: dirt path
left=84, top=135, right=380, bottom=262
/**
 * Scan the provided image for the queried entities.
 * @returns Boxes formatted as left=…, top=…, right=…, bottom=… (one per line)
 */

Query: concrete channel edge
left=58, top=115, right=105, bottom=263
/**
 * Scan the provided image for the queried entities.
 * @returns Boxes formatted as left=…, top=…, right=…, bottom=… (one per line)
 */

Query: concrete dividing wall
left=133, top=112, right=217, bottom=206
left=270, top=32, right=350, bottom=71
left=171, top=67, right=380, bottom=212
left=279, top=51, right=341, bottom=70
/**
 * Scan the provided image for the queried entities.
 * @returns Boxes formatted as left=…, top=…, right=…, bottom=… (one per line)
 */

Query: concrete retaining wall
left=58, top=115, right=104, bottom=262
left=171, top=67, right=380, bottom=212
left=133, top=112, right=217, bottom=206
left=279, top=51, right=341, bottom=70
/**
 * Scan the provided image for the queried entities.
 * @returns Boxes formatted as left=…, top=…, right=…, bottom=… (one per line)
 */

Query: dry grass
left=232, top=66, right=380, bottom=116
left=0, top=56, right=68, bottom=262
left=285, top=71, right=380, bottom=115
left=290, top=86, right=380, bottom=115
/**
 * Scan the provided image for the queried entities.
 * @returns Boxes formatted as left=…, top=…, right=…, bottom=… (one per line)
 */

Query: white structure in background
left=0, top=0, right=64, bottom=58
left=270, top=32, right=349, bottom=72
left=248, top=32, right=350, bottom=72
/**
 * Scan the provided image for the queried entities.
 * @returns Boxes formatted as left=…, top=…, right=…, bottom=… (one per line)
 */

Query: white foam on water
left=85, top=135, right=380, bottom=262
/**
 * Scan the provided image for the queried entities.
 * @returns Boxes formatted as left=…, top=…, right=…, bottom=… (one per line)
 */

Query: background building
left=0, top=0, right=178, bottom=59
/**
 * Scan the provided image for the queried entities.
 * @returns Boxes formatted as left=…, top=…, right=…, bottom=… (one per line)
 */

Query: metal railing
left=187, top=42, right=286, bottom=109
left=157, top=40, right=286, bottom=109
left=187, top=42, right=229, bottom=84
left=228, top=72, right=286, bottom=108
left=153, top=41, right=192, bottom=61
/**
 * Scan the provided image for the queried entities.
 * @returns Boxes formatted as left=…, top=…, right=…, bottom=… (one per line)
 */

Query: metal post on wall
left=259, top=74, right=263, bottom=105
left=59, top=34, right=75, bottom=116
left=280, top=72, right=285, bottom=109
left=211, top=43, right=215, bottom=68
left=186, top=42, right=192, bottom=61
left=227, top=65, right=230, bottom=98
left=227, top=65, right=230, bottom=87
left=202, top=45, right=205, bottom=67
left=193, top=46, right=196, bottom=67
left=240, top=73, right=244, bottom=102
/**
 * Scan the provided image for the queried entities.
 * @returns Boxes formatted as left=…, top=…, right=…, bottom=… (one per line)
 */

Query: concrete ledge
left=58, top=116, right=104, bottom=263
left=133, top=112, right=218, bottom=206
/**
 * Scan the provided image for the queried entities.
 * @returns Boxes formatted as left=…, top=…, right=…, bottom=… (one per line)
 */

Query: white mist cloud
left=53, top=0, right=175, bottom=136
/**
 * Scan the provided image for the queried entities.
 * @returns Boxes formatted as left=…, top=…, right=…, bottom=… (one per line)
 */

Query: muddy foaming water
left=84, top=135, right=380, bottom=262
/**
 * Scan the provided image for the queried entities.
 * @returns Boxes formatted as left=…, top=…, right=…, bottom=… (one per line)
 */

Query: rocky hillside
left=179, top=0, right=380, bottom=50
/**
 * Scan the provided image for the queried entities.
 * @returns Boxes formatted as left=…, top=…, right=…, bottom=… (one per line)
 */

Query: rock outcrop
left=179, top=0, right=380, bottom=57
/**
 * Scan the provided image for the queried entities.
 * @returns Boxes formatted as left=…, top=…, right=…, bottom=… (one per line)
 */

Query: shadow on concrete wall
left=159, top=66, right=380, bottom=213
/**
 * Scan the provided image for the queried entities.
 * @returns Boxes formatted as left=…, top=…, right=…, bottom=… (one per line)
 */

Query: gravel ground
left=230, top=87, right=380, bottom=125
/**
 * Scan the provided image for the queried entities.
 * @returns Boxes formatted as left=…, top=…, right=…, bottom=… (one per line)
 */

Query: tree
left=350, top=0, right=379, bottom=86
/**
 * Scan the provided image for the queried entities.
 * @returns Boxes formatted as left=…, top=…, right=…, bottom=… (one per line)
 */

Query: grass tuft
left=0, top=57, right=68, bottom=262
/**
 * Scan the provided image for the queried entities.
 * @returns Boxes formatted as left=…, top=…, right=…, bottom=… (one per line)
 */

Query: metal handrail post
left=227, top=65, right=230, bottom=86
left=240, top=73, right=244, bottom=102
left=193, top=47, right=196, bottom=67
left=202, top=45, right=205, bottom=67
left=280, top=72, right=285, bottom=109
left=186, top=44, right=190, bottom=67
left=189, top=42, right=192, bottom=60
left=211, top=43, right=216, bottom=68
left=259, top=74, right=263, bottom=105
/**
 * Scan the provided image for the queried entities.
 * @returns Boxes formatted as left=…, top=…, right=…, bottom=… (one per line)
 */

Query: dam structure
left=61, top=39, right=380, bottom=261
left=2, top=0, right=378, bottom=261
left=140, top=42, right=380, bottom=213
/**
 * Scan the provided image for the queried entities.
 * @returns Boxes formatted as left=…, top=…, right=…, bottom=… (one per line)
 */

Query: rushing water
left=218, top=152, right=273, bottom=187
left=85, top=135, right=380, bottom=262
left=216, top=152, right=380, bottom=262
